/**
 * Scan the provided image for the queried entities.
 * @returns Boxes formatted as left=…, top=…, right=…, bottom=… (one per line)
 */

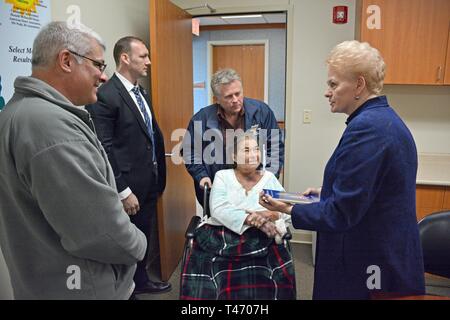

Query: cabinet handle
left=437, top=66, right=442, bottom=82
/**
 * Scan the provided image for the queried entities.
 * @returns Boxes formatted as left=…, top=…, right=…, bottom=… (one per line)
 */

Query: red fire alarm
left=333, top=6, right=348, bottom=24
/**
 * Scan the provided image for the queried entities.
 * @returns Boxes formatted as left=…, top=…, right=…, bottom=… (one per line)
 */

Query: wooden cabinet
left=359, top=0, right=450, bottom=85
left=445, top=26, right=450, bottom=85
left=443, top=188, right=450, bottom=209
left=416, top=185, right=450, bottom=221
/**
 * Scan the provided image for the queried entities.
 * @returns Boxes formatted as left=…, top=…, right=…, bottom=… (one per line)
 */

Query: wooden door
left=149, top=0, right=196, bottom=281
left=360, top=0, right=450, bottom=84
left=212, top=44, right=265, bottom=100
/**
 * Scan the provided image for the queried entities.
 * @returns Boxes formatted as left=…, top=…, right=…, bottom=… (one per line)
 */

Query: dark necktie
left=131, top=86, right=156, bottom=164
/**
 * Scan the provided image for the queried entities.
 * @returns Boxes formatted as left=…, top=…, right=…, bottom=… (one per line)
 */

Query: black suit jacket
left=86, top=74, right=166, bottom=202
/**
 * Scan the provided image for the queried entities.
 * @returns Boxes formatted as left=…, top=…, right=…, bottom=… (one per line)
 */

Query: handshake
left=245, top=210, right=287, bottom=244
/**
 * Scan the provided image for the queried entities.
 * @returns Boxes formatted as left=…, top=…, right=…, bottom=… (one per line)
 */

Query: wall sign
left=0, top=0, right=52, bottom=109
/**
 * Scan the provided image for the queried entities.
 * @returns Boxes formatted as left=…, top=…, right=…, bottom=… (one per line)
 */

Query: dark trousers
left=129, top=193, right=158, bottom=287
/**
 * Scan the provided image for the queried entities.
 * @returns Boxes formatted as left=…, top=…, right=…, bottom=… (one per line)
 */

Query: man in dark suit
left=86, top=36, right=171, bottom=295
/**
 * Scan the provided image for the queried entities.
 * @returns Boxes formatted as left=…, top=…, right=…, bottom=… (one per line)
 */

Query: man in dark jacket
left=86, top=36, right=170, bottom=295
left=184, top=68, right=284, bottom=204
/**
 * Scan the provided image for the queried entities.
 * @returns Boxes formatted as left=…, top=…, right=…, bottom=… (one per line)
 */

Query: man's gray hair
left=210, top=68, right=242, bottom=97
left=32, top=21, right=105, bottom=68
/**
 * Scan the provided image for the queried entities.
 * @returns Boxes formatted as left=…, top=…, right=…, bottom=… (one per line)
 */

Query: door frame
left=207, top=39, right=269, bottom=104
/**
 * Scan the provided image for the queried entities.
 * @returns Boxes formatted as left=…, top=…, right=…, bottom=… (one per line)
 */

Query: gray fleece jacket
left=0, top=76, right=147, bottom=299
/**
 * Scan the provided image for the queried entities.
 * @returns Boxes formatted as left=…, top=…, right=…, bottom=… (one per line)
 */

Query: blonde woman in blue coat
left=260, top=40, right=425, bottom=299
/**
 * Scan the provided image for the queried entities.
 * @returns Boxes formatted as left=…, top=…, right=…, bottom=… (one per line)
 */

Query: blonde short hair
left=326, top=40, right=386, bottom=95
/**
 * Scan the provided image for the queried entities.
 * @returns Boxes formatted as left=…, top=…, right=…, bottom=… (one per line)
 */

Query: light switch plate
left=303, top=110, right=312, bottom=124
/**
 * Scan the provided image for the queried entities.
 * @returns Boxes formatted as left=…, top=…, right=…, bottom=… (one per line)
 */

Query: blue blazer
left=86, top=74, right=166, bottom=201
left=291, top=96, right=425, bottom=299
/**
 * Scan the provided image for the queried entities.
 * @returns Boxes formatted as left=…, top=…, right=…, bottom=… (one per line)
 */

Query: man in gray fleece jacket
left=0, top=21, right=147, bottom=299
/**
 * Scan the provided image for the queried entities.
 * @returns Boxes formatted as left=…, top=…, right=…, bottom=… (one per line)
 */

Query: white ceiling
left=197, top=13, right=286, bottom=26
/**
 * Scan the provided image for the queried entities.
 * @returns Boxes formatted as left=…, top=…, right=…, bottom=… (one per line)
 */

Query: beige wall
left=285, top=0, right=356, bottom=194
left=51, top=0, right=151, bottom=90
left=383, top=85, right=450, bottom=154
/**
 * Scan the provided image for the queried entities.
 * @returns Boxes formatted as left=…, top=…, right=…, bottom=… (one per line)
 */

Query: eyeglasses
left=68, top=49, right=107, bottom=73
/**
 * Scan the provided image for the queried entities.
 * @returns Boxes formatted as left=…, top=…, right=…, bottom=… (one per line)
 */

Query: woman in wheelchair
left=180, top=132, right=296, bottom=300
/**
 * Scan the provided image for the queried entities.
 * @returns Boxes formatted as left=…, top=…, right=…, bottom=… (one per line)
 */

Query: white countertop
left=417, top=153, right=450, bottom=186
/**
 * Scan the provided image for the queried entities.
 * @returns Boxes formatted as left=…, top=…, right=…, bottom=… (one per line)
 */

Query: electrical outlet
left=303, top=110, right=312, bottom=124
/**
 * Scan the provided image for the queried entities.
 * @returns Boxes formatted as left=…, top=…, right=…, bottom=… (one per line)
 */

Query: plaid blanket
left=180, top=224, right=296, bottom=300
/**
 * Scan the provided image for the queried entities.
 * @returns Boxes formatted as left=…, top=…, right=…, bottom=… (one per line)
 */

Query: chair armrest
left=185, top=216, right=201, bottom=239
left=282, top=226, right=292, bottom=241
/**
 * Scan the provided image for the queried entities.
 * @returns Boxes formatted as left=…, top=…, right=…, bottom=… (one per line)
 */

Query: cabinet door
left=416, top=185, right=445, bottom=208
left=445, top=25, right=450, bottom=85
left=416, top=185, right=445, bottom=220
left=360, top=0, right=450, bottom=84
left=417, top=207, right=444, bottom=221
left=443, top=187, right=450, bottom=209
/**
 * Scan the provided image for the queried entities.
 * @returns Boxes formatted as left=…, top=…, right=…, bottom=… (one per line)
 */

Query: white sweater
left=206, top=169, right=290, bottom=235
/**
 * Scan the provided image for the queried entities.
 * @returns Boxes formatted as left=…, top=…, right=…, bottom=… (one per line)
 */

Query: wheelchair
left=180, top=184, right=296, bottom=300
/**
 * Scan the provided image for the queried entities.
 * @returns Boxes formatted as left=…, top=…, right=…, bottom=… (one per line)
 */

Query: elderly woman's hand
left=259, top=192, right=293, bottom=214
left=254, top=210, right=281, bottom=222
left=245, top=211, right=268, bottom=228
left=259, top=220, right=280, bottom=238
left=246, top=212, right=280, bottom=238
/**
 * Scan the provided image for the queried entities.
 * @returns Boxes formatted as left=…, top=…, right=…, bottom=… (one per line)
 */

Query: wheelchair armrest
left=185, top=216, right=202, bottom=239
left=282, top=226, right=292, bottom=241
